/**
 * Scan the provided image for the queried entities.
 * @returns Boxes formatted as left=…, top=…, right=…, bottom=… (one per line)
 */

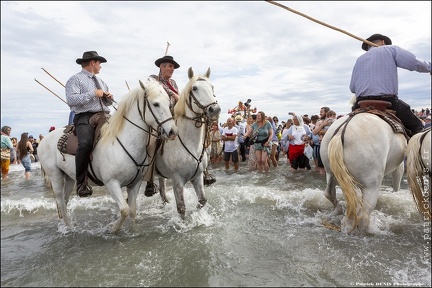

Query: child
left=319, top=110, right=337, bottom=142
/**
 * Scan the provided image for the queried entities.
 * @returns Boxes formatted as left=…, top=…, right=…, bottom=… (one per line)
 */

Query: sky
left=1, top=1, right=431, bottom=139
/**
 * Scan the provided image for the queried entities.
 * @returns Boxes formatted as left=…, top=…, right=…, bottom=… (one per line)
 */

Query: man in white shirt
left=222, top=117, right=239, bottom=170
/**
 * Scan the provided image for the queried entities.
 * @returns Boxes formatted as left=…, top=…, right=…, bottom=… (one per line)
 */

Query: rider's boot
left=77, top=181, right=93, bottom=197
left=145, top=181, right=157, bottom=197
left=203, top=169, right=216, bottom=186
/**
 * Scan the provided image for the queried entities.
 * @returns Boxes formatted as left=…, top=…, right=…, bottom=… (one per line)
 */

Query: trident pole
left=164, top=42, right=171, bottom=56
left=265, top=0, right=379, bottom=48
left=34, top=78, right=68, bottom=105
left=41, top=68, right=66, bottom=87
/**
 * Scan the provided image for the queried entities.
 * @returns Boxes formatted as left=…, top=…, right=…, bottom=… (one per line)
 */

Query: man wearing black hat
left=150, top=55, right=181, bottom=115
left=142, top=55, right=181, bottom=196
left=65, top=51, right=114, bottom=197
left=143, top=55, right=216, bottom=196
left=350, top=34, right=431, bottom=137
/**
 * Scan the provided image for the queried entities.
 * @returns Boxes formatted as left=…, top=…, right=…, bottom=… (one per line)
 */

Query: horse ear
left=188, top=67, right=194, bottom=79
left=205, top=67, right=211, bottom=78
left=139, top=80, right=145, bottom=91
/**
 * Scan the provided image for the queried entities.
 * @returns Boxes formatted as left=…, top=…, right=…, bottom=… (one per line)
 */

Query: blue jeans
left=21, top=154, right=31, bottom=172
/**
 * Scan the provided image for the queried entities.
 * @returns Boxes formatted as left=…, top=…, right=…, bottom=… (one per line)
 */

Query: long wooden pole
left=164, top=42, right=171, bottom=56
left=34, top=78, right=68, bottom=105
left=125, top=80, right=130, bottom=91
left=265, top=0, right=379, bottom=48
left=41, top=68, right=66, bottom=87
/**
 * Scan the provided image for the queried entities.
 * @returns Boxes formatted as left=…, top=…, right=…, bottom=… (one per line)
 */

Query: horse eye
left=192, top=86, right=198, bottom=91
left=153, top=103, right=160, bottom=107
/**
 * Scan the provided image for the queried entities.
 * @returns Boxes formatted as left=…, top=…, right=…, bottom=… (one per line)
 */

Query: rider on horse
left=65, top=51, right=114, bottom=197
left=144, top=55, right=216, bottom=197
left=350, top=33, right=431, bottom=137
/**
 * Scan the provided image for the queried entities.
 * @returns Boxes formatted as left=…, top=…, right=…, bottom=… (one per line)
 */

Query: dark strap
left=92, top=75, right=111, bottom=107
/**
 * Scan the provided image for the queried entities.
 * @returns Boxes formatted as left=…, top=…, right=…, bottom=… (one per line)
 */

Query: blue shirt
left=65, top=69, right=110, bottom=114
left=350, top=45, right=431, bottom=97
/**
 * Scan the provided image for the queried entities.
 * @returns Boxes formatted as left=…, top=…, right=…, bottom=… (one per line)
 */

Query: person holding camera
left=65, top=51, right=114, bottom=197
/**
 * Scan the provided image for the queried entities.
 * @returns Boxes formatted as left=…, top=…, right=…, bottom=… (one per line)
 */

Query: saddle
left=354, top=100, right=409, bottom=140
left=57, top=112, right=110, bottom=161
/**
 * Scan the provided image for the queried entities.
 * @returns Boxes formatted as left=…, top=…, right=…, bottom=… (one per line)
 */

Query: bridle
left=183, top=78, right=218, bottom=127
left=168, top=77, right=219, bottom=181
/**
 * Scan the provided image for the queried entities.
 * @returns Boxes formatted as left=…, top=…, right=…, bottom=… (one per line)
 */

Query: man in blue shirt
left=350, top=33, right=431, bottom=137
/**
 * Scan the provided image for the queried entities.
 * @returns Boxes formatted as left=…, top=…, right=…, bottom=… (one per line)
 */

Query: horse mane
left=173, top=74, right=202, bottom=119
left=100, top=78, right=160, bottom=144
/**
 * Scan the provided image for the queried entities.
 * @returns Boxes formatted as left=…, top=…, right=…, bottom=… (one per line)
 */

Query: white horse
left=406, top=128, right=431, bottom=221
left=38, top=79, right=178, bottom=233
left=153, top=67, right=221, bottom=219
left=320, top=109, right=407, bottom=235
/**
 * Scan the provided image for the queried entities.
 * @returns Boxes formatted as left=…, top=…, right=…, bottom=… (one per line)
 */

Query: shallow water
left=1, top=161, right=431, bottom=287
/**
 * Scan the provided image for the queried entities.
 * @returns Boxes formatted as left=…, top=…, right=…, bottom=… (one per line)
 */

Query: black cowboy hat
left=155, top=55, right=180, bottom=69
left=76, top=51, right=107, bottom=64
left=362, top=34, right=392, bottom=51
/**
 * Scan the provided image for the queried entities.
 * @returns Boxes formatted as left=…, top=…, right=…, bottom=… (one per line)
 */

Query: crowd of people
left=209, top=103, right=431, bottom=175
left=1, top=126, right=55, bottom=180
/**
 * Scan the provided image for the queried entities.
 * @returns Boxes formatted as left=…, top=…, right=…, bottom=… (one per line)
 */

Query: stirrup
left=144, top=181, right=158, bottom=197
left=77, top=183, right=93, bottom=197
left=203, top=172, right=216, bottom=187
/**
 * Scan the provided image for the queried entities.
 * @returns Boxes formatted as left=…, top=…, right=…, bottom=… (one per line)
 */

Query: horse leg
left=341, top=185, right=379, bottom=236
left=50, top=173, right=72, bottom=226
left=324, top=172, right=338, bottom=209
left=104, top=181, right=130, bottom=233
left=322, top=172, right=343, bottom=228
left=357, top=186, right=380, bottom=235
left=391, top=161, right=404, bottom=192
left=172, top=180, right=186, bottom=220
left=126, top=181, right=143, bottom=225
left=158, top=177, right=170, bottom=204
left=191, top=173, right=207, bottom=209
left=63, top=175, right=75, bottom=206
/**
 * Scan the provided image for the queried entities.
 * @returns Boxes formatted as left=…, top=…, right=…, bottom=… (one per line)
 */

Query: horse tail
left=328, top=134, right=364, bottom=230
left=349, top=94, right=356, bottom=106
left=406, top=132, right=431, bottom=221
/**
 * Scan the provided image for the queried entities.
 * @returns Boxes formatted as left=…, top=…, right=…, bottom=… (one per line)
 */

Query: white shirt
left=222, top=126, right=238, bottom=152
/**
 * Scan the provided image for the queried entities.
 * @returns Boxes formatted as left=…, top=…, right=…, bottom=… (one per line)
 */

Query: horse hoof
left=197, top=199, right=207, bottom=209
left=144, top=182, right=157, bottom=197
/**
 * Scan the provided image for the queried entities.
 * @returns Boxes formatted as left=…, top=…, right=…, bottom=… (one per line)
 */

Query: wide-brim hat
left=76, top=51, right=107, bottom=64
left=362, top=34, right=392, bottom=51
left=155, top=55, right=180, bottom=69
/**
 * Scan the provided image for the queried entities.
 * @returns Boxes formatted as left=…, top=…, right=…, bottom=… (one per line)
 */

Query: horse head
left=139, top=79, right=178, bottom=140
left=178, top=67, right=221, bottom=122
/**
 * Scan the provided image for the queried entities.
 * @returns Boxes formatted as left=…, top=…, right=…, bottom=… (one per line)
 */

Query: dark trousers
left=353, top=96, right=423, bottom=136
left=239, top=142, right=246, bottom=161
left=73, top=112, right=96, bottom=187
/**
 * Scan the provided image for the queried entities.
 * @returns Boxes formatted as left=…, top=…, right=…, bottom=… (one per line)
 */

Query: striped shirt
left=149, top=74, right=178, bottom=114
left=350, top=45, right=431, bottom=97
left=65, top=69, right=110, bottom=114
